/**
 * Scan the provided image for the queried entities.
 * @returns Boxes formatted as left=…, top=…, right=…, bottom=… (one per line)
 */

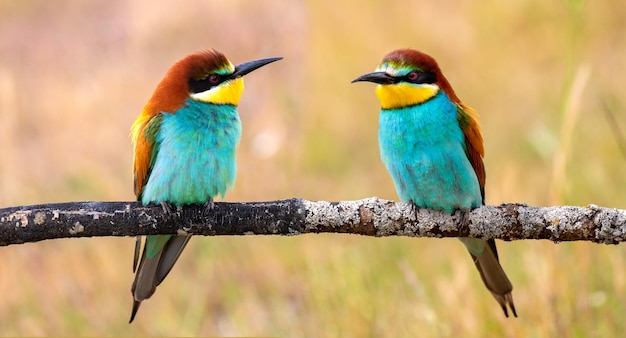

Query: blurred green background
left=1, top=0, right=626, bottom=336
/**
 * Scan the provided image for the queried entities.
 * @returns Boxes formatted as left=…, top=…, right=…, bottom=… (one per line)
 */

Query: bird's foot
left=457, top=209, right=471, bottom=236
left=160, top=201, right=177, bottom=215
left=409, top=201, right=420, bottom=219
left=190, top=199, right=215, bottom=217
left=203, top=199, right=215, bottom=212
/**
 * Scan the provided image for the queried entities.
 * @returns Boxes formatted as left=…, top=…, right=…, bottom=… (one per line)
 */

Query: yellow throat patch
left=375, top=83, right=439, bottom=109
left=190, top=77, right=245, bottom=106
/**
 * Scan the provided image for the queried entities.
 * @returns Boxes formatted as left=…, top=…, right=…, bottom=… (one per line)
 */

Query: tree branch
left=1, top=197, right=625, bottom=247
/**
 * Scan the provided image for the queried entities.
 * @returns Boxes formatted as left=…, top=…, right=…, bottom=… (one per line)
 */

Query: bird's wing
left=131, top=111, right=163, bottom=200
left=456, top=103, right=485, bottom=202
left=130, top=111, right=163, bottom=272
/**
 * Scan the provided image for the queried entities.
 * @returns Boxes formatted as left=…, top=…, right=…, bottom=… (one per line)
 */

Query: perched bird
left=129, top=49, right=282, bottom=323
left=352, top=49, right=516, bottom=317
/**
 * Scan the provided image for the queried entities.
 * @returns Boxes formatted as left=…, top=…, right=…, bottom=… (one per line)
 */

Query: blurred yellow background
left=1, top=0, right=626, bottom=336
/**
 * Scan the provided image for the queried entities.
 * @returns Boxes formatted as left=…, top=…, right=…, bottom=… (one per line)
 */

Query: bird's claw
left=409, top=201, right=419, bottom=219
left=458, top=209, right=471, bottom=236
left=160, top=201, right=177, bottom=215
left=203, top=199, right=215, bottom=212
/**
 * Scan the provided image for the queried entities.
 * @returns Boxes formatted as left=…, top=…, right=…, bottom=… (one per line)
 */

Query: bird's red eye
left=208, top=74, right=220, bottom=84
left=407, top=71, right=418, bottom=81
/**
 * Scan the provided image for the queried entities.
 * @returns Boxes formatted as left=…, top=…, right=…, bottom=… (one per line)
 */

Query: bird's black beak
left=231, top=57, right=283, bottom=78
left=351, top=71, right=396, bottom=85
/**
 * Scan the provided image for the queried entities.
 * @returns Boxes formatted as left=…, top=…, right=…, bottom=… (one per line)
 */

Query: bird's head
left=352, top=49, right=459, bottom=109
left=146, top=50, right=282, bottom=113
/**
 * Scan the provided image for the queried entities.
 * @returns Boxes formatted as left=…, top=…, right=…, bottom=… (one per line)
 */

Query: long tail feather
left=129, top=300, right=141, bottom=323
left=129, top=235, right=191, bottom=323
left=468, top=238, right=517, bottom=317
left=156, top=236, right=192, bottom=285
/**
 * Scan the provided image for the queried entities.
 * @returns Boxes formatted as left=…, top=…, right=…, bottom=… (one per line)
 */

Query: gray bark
left=1, top=197, right=625, bottom=246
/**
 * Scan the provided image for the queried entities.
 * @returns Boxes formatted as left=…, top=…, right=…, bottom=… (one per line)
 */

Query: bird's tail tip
left=129, top=300, right=141, bottom=323
left=500, top=293, right=518, bottom=318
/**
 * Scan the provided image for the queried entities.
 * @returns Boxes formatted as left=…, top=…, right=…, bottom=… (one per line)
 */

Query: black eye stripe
left=188, top=74, right=227, bottom=94
left=402, top=70, right=437, bottom=84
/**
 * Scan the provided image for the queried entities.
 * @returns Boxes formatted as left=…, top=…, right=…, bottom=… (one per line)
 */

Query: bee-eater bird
left=129, top=49, right=282, bottom=323
left=352, top=49, right=516, bottom=317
